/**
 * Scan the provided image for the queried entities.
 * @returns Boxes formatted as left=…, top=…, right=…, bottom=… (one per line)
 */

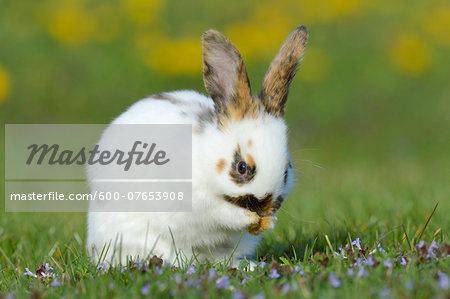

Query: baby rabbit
left=87, top=26, right=308, bottom=267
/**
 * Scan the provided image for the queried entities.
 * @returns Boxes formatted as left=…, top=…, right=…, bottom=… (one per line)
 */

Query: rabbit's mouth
left=222, top=193, right=284, bottom=217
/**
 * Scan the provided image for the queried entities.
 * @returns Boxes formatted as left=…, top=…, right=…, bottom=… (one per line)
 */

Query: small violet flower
left=45, top=263, right=54, bottom=272
left=186, top=266, right=195, bottom=276
left=347, top=268, right=355, bottom=277
left=383, top=258, right=393, bottom=268
left=241, top=275, right=250, bottom=284
left=400, top=257, right=407, bottom=266
left=216, top=275, right=231, bottom=289
left=365, top=256, right=376, bottom=267
left=140, top=282, right=151, bottom=295
left=208, top=268, right=218, bottom=281
left=233, top=291, right=245, bottom=299
left=97, top=261, right=105, bottom=271
left=352, top=238, right=362, bottom=250
left=269, top=269, right=280, bottom=279
left=293, top=265, right=304, bottom=275
left=329, top=273, right=341, bottom=288
left=280, top=283, right=290, bottom=294
left=417, top=240, right=426, bottom=250
left=251, top=293, right=265, bottom=299
left=437, top=271, right=449, bottom=290
left=49, top=277, right=61, bottom=287
left=377, top=243, right=386, bottom=253
left=23, top=268, right=37, bottom=277
left=357, top=266, right=369, bottom=278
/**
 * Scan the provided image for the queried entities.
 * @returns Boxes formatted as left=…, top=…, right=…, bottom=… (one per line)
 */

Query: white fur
left=86, top=90, right=295, bottom=267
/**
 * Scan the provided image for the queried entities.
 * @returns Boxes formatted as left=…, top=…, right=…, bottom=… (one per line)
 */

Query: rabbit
left=86, top=25, right=308, bottom=268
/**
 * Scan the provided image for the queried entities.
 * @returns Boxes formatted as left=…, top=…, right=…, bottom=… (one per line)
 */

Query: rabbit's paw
left=246, top=211, right=274, bottom=235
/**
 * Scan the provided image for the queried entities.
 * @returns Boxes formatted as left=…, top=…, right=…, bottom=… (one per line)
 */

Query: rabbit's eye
left=237, top=161, right=247, bottom=175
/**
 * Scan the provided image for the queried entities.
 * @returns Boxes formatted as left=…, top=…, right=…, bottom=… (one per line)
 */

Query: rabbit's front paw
left=245, top=211, right=274, bottom=235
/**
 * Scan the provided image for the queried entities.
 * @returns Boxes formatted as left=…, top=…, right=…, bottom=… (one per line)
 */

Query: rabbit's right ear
left=260, top=26, right=308, bottom=117
left=202, top=30, right=253, bottom=117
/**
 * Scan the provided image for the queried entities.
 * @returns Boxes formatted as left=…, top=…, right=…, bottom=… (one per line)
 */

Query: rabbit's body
left=87, top=27, right=308, bottom=266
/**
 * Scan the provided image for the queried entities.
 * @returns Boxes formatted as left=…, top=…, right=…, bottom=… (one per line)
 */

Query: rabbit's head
left=201, top=26, right=308, bottom=217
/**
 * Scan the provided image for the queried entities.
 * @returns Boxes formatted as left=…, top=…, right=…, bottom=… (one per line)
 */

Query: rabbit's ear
left=202, top=30, right=252, bottom=116
left=260, top=26, right=308, bottom=117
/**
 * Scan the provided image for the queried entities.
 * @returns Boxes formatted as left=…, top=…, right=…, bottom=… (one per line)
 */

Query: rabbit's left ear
left=202, top=30, right=253, bottom=117
left=260, top=26, right=308, bottom=117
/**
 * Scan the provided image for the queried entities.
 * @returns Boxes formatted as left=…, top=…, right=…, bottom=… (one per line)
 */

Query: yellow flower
left=225, top=4, right=294, bottom=59
left=48, top=3, right=96, bottom=46
left=298, top=47, right=331, bottom=82
left=293, top=0, right=362, bottom=23
left=389, top=34, right=431, bottom=76
left=0, top=65, right=12, bottom=105
left=422, top=9, right=450, bottom=46
left=121, top=0, right=164, bottom=26
left=140, top=35, right=202, bottom=75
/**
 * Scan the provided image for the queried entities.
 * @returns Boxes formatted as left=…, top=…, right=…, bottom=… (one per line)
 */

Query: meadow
left=0, top=0, right=449, bottom=298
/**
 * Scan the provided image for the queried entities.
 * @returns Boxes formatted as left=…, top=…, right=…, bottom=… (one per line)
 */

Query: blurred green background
left=0, top=0, right=449, bottom=265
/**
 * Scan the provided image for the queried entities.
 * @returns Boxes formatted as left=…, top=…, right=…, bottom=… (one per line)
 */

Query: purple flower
left=357, top=266, right=369, bottom=278
left=173, top=274, right=182, bottom=284
left=352, top=238, right=362, bottom=250
left=49, top=277, right=61, bottom=287
left=251, top=293, right=265, bottom=299
left=417, top=240, right=426, bottom=250
left=329, top=273, right=341, bottom=288
left=293, top=265, right=304, bottom=275
left=383, top=258, right=393, bottom=268
left=216, top=275, right=231, bottom=289
left=207, top=268, right=217, bottom=281
left=377, top=243, right=386, bottom=253
left=154, top=265, right=163, bottom=275
left=347, top=268, right=355, bottom=277
left=280, top=283, right=290, bottom=294
left=186, top=266, right=195, bottom=276
left=268, top=269, right=280, bottom=279
left=400, top=257, right=407, bottom=266
left=428, top=241, right=439, bottom=258
left=365, top=256, right=376, bottom=267
left=141, top=282, right=151, bottom=295
left=241, top=275, right=250, bottom=284
left=45, top=263, right=54, bottom=272
left=233, top=291, right=245, bottom=299
left=437, top=271, right=449, bottom=290
left=260, top=261, right=266, bottom=268
left=23, top=268, right=36, bottom=277
left=5, top=292, right=15, bottom=299
left=97, top=261, right=105, bottom=270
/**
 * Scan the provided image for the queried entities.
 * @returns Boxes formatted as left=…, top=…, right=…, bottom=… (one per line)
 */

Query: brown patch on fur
left=248, top=139, right=252, bottom=147
left=223, top=193, right=276, bottom=217
left=150, top=93, right=179, bottom=104
left=216, top=158, right=226, bottom=173
left=260, top=26, right=308, bottom=117
left=246, top=153, right=255, bottom=169
left=247, top=215, right=274, bottom=235
left=229, top=145, right=257, bottom=184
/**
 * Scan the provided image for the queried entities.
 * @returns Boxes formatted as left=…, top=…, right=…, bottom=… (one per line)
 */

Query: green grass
left=0, top=160, right=448, bottom=298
